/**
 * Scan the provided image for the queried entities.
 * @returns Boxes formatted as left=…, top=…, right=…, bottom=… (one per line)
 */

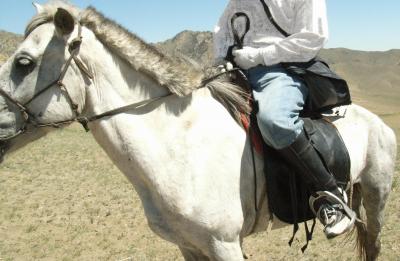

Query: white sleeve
left=260, top=0, right=329, bottom=66
left=213, top=3, right=235, bottom=65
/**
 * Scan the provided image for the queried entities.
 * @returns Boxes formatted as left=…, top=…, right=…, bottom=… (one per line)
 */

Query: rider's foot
left=317, top=203, right=356, bottom=238
left=310, top=191, right=356, bottom=239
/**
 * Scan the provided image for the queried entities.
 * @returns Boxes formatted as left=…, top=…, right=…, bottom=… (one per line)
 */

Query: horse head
left=0, top=3, right=89, bottom=160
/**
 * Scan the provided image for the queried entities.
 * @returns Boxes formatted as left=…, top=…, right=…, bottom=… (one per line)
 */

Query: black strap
left=231, top=12, right=250, bottom=49
left=288, top=171, right=299, bottom=246
left=259, top=0, right=291, bottom=37
left=225, top=12, right=250, bottom=64
left=301, top=219, right=316, bottom=253
left=247, top=85, right=259, bottom=213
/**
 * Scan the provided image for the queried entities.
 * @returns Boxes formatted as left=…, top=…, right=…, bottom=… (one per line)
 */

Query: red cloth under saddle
left=240, top=113, right=264, bottom=155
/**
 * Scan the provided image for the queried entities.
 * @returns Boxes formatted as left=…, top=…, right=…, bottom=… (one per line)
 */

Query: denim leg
left=247, top=65, right=309, bottom=149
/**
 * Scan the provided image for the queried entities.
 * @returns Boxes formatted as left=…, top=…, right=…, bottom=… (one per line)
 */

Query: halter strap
left=0, top=22, right=93, bottom=140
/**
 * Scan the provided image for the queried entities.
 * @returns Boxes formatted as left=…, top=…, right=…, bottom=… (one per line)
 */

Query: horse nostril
left=0, top=104, right=8, bottom=112
left=0, top=97, right=8, bottom=111
left=0, top=95, right=14, bottom=114
left=0, top=113, right=17, bottom=129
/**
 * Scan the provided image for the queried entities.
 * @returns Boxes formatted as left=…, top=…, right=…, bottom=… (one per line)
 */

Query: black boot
left=277, top=130, right=356, bottom=238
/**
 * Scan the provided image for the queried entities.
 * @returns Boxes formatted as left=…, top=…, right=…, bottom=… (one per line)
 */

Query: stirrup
left=309, top=191, right=354, bottom=219
left=309, top=191, right=356, bottom=238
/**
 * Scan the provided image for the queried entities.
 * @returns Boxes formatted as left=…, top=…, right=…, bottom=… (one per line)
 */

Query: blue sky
left=0, top=0, right=399, bottom=51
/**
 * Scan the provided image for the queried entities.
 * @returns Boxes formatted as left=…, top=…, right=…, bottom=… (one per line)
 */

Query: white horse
left=0, top=2, right=396, bottom=260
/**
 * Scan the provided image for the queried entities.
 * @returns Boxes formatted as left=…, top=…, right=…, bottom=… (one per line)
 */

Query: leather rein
left=0, top=22, right=177, bottom=141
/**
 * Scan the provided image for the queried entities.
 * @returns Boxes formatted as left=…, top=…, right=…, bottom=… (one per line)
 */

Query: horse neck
left=79, top=31, right=196, bottom=184
left=79, top=32, right=169, bottom=117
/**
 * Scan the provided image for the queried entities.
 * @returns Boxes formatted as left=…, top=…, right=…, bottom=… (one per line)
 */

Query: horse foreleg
left=207, top=239, right=244, bottom=261
left=179, top=246, right=210, bottom=261
left=179, top=239, right=244, bottom=261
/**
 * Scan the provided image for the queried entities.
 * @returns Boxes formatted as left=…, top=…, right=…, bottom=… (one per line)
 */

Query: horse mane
left=25, top=1, right=250, bottom=121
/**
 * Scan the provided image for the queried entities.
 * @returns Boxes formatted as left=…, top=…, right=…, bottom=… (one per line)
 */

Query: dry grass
left=0, top=125, right=181, bottom=261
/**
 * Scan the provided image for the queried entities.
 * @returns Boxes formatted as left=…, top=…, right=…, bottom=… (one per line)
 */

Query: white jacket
left=213, top=0, right=329, bottom=66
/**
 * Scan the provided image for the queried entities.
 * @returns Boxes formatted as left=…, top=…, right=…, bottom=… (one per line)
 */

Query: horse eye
left=15, top=54, right=35, bottom=67
left=18, top=58, right=32, bottom=66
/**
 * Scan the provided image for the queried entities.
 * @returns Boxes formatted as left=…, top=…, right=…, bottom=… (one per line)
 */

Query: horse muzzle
left=0, top=96, right=24, bottom=157
left=0, top=115, right=18, bottom=163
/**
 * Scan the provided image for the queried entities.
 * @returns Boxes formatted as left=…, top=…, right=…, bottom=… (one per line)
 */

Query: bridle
left=0, top=23, right=96, bottom=141
left=0, top=21, right=213, bottom=142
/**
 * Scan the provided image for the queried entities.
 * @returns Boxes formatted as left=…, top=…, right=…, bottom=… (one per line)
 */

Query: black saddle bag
left=282, top=58, right=352, bottom=113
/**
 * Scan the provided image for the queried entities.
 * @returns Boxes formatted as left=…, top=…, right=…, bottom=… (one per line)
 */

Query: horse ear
left=54, top=8, right=75, bottom=36
left=32, top=2, right=44, bottom=13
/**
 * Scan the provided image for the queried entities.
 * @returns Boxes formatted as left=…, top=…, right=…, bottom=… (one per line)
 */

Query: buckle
left=77, top=117, right=90, bottom=132
left=68, top=37, right=82, bottom=52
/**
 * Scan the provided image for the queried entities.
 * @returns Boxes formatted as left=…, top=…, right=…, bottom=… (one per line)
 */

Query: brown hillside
left=0, top=30, right=23, bottom=65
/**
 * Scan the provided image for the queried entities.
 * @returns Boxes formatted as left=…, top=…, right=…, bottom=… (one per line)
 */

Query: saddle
left=264, top=117, right=351, bottom=224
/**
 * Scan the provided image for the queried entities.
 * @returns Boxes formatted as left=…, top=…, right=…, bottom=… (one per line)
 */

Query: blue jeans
left=247, top=65, right=309, bottom=149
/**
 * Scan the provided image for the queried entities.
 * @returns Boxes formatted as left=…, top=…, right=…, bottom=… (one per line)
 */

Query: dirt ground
left=0, top=116, right=399, bottom=261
